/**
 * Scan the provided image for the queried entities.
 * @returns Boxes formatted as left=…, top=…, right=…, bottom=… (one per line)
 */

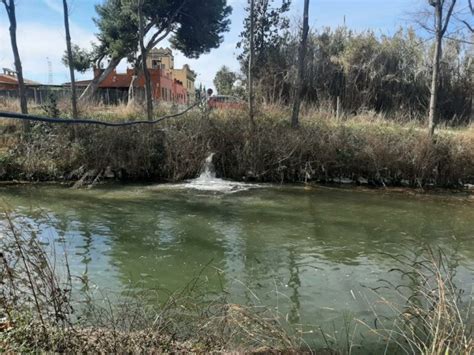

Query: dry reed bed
left=0, top=106, right=473, bottom=187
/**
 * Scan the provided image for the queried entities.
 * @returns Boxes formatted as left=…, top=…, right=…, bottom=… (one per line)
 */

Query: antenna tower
left=47, top=57, right=53, bottom=84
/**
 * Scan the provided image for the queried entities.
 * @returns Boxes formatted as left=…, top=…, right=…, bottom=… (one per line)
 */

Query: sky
left=0, top=0, right=424, bottom=89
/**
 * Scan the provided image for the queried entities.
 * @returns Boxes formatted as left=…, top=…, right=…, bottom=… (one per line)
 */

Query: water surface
left=1, top=184, right=473, bottom=347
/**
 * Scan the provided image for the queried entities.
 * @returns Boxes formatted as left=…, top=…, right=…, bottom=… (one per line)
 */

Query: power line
left=0, top=101, right=200, bottom=127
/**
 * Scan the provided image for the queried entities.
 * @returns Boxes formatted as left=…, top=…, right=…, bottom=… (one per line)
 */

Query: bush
left=1, top=109, right=473, bottom=187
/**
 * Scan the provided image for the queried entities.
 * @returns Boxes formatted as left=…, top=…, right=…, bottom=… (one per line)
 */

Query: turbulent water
left=156, top=153, right=257, bottom=193
left=1, top=183, right=473, bottom=347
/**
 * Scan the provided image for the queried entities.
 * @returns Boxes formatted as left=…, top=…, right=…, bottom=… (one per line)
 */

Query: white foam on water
left=152, top=153, right=258, bottom=193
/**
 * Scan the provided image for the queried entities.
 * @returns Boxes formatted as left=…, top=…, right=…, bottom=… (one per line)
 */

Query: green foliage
left=93, top=0, right=139, bottom=63
left=213, top=66, right=238, bottom=95
left=61, top=44, right=92, bottom=73
left=238, top=0, right=291, bottom=80
left=166, top=0, right=232, bottom=58
left=92, top=0, right=232, bottom=68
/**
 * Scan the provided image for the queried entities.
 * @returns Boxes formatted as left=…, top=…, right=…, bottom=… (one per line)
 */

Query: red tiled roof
left=0, top=74, right=41, bottom=86
left=103, top=73, right=133, bottom=88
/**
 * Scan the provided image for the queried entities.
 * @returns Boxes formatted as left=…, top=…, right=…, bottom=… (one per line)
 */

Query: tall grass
left=0, top=102, right=473, bottom=187
left=361, top=248, right=473, bottom=354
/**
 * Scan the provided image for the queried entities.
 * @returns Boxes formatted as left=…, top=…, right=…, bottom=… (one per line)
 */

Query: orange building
left=75, top=67, right=188, bottom=105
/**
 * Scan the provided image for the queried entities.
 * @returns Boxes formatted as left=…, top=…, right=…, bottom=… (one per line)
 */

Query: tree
left=138, top=0, right=153, bottom=120
left=291, top=0, right=310, bottom=128
left=426, top=0, right=457, bottom=136
left=79, top=0, right=139, bottom=102
left=80, top=0, right=232, bottom=103
left=238, top=0, right=291, bottom=106
left=62, top=0, right=78, bottom=119
left=248, top=0, right=256, bottom=123
left=2, top=0, right=28, bottom=129
left=238, top=0, right=291, bottom=71
left=213, top=66, right=238, bottom=95
left=62, top=45, right=93, bottom=73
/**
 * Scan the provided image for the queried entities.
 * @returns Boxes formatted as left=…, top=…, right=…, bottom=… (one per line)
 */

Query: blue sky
left=0, top=0, right=424, bottom=89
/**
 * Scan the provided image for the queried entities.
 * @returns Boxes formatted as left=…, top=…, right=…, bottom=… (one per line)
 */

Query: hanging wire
left=0, top=101, right=201, bottom=127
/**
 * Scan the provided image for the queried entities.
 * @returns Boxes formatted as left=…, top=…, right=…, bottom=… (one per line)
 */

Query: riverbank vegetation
left=1, top=0, right=473, bottom=353
left=0, top=101, right=473, bottom=188
left=1, top=213, right=472, bottom=353
left=0, top=0, right=472, bottom=188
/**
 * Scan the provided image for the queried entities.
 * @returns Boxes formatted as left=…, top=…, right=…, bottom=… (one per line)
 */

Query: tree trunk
left=63, top=0, right=78, bottom=119
left=128, top=74, right=138, bottom=105
left=428, top=3, right=443, bottom=136
left=3, top=0, right=29, bottom=132
left=79, top=57, right=121, bottom=103
left=248, top=0, right=255, bottom=125
left=138, top=0, right=153, bottom=120
left=291, top=0, right=310, bottom=128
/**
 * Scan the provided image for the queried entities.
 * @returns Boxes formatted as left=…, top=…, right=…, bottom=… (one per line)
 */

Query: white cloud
left=0, top=22, right=95, bottom=84
left=228, top=0, right=246, bottom=5
left=43, top=0, right=63, bottom=14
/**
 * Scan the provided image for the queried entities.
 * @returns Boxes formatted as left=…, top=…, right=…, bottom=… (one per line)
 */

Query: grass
left=359, top=248, right=473, bottom=354
left=0, top=99, right=473, bottom=188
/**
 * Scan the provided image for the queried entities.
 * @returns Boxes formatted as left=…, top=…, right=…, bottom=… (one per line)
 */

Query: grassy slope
left=0, top=101, right=473, bottom=187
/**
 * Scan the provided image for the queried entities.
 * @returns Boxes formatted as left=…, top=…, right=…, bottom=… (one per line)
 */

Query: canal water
left=1, top=183, right=473, bottom=348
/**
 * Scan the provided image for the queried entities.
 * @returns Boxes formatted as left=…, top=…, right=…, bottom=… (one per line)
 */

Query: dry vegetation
left=0, top=99, right=473, bottom=188
left=360, top=248, right=473, bottom=354
left=0, top=213, right=303, bottom=353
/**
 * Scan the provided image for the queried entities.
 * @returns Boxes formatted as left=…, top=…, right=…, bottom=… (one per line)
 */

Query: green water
left=1, top=184, right=473, bottom=346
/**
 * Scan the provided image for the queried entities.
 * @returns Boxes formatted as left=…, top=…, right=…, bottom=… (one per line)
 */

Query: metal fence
left=0, top=87, right=138, bottom=106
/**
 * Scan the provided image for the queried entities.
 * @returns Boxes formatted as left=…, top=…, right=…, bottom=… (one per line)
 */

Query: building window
left=152, top=60, right=159, bottom=69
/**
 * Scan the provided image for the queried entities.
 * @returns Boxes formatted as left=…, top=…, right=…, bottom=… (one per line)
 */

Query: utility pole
left=63, top=0, right=78, bottom=119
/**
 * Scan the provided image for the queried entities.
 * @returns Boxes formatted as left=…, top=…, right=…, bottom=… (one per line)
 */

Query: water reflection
left=1, top=185, right=473, bottom=335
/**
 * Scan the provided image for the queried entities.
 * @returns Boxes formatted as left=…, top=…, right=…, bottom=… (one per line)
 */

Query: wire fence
left=0, top=87, right=136, bottom=106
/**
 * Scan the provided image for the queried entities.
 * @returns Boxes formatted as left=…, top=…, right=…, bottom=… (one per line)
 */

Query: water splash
left=197, top=153, right=216, bottom=180
left=183, top=153, right=254, bottom=192
left=153, top=153, right=257, bottom=193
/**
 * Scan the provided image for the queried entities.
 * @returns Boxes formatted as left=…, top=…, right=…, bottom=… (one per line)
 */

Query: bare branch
left=441, top=0, right=457, bottom=35
left=462, top=19, right=474, bottom=32
left=444, top=35, right=474, bottom=43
